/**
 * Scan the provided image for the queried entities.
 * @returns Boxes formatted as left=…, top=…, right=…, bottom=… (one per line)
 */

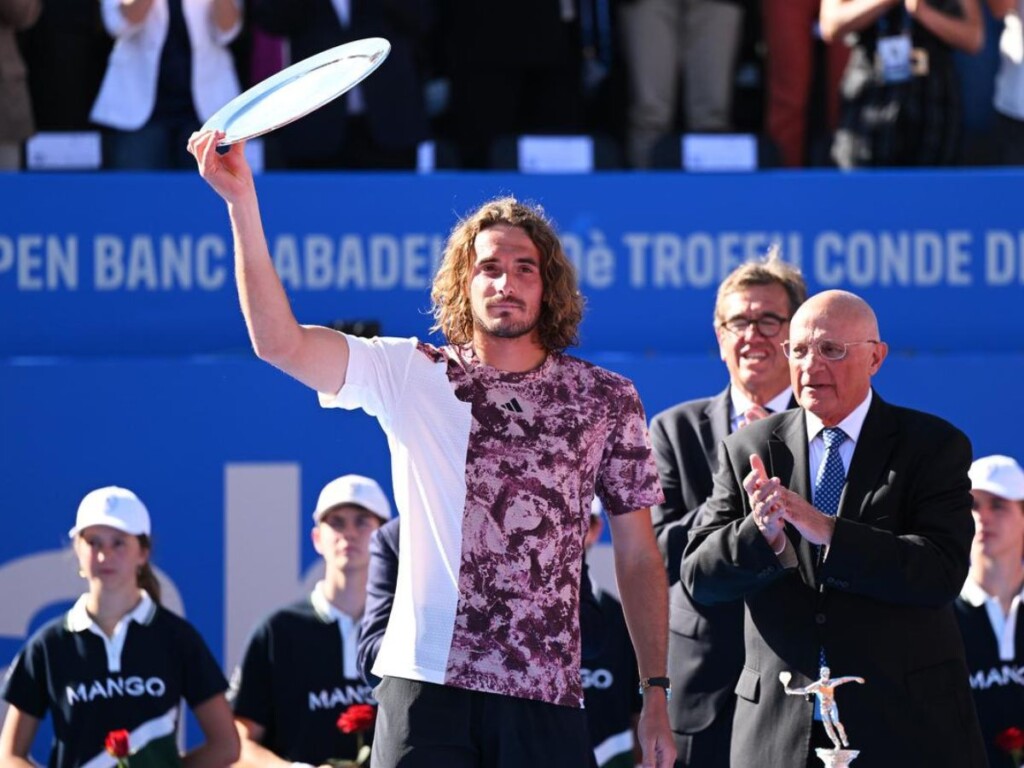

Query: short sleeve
left=317, top=335, right=418, bottom=423
left=99, top=0, right=142, bottom=37
left=228, top=621, right=274, bottom=726
left=596, top=382, right=664, bottom=516
left=178, top=620, right=229, bottom=708
left=210, top=0, right=243, bottom=45
left=1, top=633, right=51, bottom=719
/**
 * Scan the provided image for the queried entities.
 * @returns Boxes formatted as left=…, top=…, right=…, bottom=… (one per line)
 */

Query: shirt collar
left=765, top=387, right=794, bottom=415
left=959, top=574, right=1024, bottom=607
left=959, top=577, right=990, bottom=607
left=729, top=386, right=794, bottom=420
left=310, top=581, right=357, bottom=626
left=804, top=389, right=873, bottom=444
left=66, top=590, right=156, bottom=633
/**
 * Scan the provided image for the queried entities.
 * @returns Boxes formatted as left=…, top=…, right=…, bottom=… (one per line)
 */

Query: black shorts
left=371, top=676, right=593, bottom=768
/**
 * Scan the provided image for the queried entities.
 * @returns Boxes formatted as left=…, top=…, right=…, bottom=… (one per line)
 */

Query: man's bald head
left=788, top=291, right=888, bottom=426
left=792, top=290, right=879, bottom=338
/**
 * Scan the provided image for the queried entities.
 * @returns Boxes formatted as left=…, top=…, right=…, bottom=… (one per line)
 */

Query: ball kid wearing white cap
left=0, top=486, right=236, bottom=768
left=69, top=485, right=152, bottom=539
left=968, top=455, right=1024, bottom=503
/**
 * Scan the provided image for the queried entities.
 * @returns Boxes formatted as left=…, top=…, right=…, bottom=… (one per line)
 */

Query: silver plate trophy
left=202, top=37, right=391, bottom=146
left=780, top=667, right=866, bottom=768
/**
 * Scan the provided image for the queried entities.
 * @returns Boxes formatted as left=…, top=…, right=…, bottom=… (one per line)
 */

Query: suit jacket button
left=815, top=613, right=827, bottom=625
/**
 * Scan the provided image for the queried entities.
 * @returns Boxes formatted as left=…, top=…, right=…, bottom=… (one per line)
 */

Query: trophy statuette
left=780, top=667, right=865, bottom=768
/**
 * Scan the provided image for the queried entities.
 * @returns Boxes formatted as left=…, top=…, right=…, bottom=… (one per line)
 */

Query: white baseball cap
left=969, top=455, right=1024, bottom=502
left=69, top=486, right=151, bottom=538
left=313, top=475, right=392, bottom=523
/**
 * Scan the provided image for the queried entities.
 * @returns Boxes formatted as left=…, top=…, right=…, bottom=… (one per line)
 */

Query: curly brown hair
left=430, top=197, right=584, bottom=351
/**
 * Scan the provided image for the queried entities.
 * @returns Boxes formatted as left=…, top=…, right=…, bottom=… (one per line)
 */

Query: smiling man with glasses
left=683, top=289, right=986, bottom=768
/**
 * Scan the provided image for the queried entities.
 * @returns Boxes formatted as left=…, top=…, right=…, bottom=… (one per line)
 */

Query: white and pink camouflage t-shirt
left=320, top=335, right=663, bottom=708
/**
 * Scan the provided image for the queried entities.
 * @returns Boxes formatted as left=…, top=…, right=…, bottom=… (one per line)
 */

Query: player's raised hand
left=187, top=130, right=255, bottom=205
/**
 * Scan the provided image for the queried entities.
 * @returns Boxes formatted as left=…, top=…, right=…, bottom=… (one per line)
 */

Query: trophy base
left=815, top=748, right=860, bottom=767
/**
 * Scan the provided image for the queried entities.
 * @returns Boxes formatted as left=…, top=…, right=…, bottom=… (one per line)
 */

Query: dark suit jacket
left=682, top=393, right=987, bottom=768
left=650, top=388, right=797, bottom=740
left=357, top=517, right=605, bottom=688
left=650, top=387, right=742, bottom=740
left=252, top=0, right=431, bottom=164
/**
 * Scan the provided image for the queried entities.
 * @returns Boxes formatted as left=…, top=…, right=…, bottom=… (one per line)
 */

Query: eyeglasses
left=781, top=339, right=880, bottom=362
left=719, top=314, right=790, bottom=338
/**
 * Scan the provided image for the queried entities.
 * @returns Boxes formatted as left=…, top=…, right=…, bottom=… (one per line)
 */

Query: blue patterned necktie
left=814, top=427, right=847, bottom=517
left=814, top=426, right=847, bottom=710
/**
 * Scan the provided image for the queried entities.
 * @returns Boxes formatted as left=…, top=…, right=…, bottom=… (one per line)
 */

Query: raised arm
left=114, top=0, right=154, bottom=26
left=212, top=0, right=241, bottom=34
left=820, top=0, right=900, bottom=42
left=0, top=0, right=40, bottom=29
left=906, top=0, right=984, bottom=53
left=188, top=131, right=351, bottom=395
left=831, top=676, right=866, bottom=687
left=987, top=0, right=1016, bottom=15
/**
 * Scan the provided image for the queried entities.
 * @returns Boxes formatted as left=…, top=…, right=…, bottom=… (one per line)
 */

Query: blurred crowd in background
left=2, top=0, right=1023, bottom=172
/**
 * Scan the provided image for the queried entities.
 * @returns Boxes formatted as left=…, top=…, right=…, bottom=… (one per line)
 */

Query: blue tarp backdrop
left=1, top=170, right=1022, bottom=756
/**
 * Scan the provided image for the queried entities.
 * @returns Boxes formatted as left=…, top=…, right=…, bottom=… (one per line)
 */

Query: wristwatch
left=638, top=676, right=672, bottom=701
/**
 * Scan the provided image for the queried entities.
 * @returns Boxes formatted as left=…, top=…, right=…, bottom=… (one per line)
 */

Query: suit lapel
left=700, top=387, right=732, bottom=469
left=769, top=410, right=818, bottom=585
left=769, top=409, right=810, bottom=501
left=840, top=392, right=897, bottom=521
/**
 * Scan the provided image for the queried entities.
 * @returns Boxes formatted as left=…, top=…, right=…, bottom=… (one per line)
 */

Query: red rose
left=336, top=704, right=376, bottom=735
left=997, top=727, right=1024, bottom=754
left=104, top=730, right=130, bottom=760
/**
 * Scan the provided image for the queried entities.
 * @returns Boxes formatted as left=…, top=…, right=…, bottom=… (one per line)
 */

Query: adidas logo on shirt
left=500, top=398, right=524, bottom=413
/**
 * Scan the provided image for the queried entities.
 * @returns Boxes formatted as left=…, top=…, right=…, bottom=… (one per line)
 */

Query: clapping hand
left=744, top=454, right=787, bottom=550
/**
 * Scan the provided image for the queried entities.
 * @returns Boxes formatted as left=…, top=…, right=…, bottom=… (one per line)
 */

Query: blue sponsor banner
left=2, top=170, right=1023, bottom=357
left=3, top=168, right=1024, bottom=754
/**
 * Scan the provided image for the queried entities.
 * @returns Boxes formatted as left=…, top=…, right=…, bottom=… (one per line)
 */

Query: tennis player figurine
left=780, top=666, right=864, bottom=765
